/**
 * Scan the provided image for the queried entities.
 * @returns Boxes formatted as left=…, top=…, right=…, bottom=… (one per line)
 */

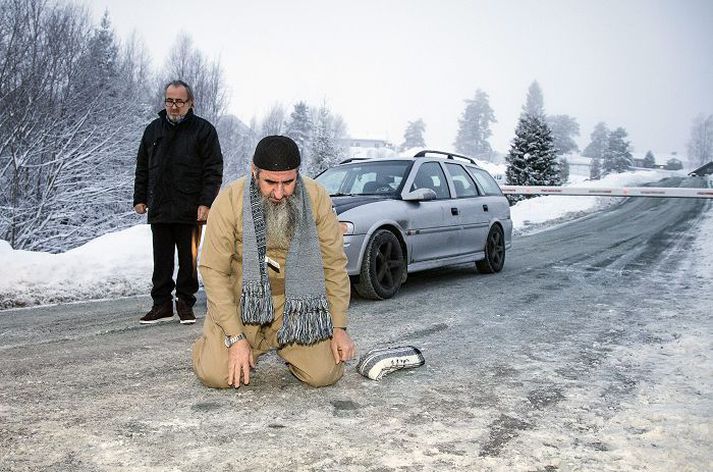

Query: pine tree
left=582, top=122, right=609, bottom=160
left=400, top=119, right=426, bottom=151
left=523, top=81, right=545, bottom=117
left=643, top=150, right=656, bottom=168
left=505, top=81, right=560, bottom=203
left=454, top=89, right=496, bottom=158
left=602, top=127, right=633, bottom=175
left=285, top=102, right=312, bottom=158
left=547, top=114, right=580, bottom=155
left=505, top=114, right=560, bottom=203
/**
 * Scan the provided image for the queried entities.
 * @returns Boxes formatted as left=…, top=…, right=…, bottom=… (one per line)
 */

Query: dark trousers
left=151, top=223, right=202, bottom=307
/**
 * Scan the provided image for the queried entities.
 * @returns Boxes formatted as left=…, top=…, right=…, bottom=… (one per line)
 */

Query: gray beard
left=262, top=193, right=299, bottom=249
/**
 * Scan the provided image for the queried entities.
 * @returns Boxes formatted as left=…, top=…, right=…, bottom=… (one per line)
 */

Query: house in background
left=341, top=138, right=396, bottom=159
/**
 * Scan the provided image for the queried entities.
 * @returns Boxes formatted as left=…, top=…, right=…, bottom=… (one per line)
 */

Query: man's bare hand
left=134, top=203, right=147, bottom=214
left=330, top=328, right=356, bottom=364
left=227, top=339, right=255, bottom=388
left=197, top=205, right=210, bottom=222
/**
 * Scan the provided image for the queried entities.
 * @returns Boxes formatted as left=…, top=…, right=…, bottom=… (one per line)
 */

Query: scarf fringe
left=278, top=296, right=333, bottom=346
left=239, top=280, right=274, bottom=325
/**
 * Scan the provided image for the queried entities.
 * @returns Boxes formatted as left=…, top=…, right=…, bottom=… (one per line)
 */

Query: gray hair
left=164, top=80, right=194, bottom=101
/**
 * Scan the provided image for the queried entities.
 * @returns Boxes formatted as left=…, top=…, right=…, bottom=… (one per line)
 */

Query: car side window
left=468, top=167, right=504, bottom=196
left=410, top=162, right=450, bottom=199
left=445, top=163, right=479, bottom=198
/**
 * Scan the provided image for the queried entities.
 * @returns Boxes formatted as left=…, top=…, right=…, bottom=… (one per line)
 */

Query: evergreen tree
left=505, top=81, right=560, bottom=203
left=453, top=89, right=496, bottom=158
left=523, top=81, right=545, bottom=117
left=505, top=114, right=560, bottom=203
left=582, top=122, right=609, bottom=160
left=546, top=114, right=580, bottom=155
left=285, top=102, right=312, bottom=158
left=401, top=118, right=426, bottom=151
left=643, top=150, right=656, bottom=168
left=602, top=127, right=633, bottom=175
left=589, top=158, right=602, bottom=180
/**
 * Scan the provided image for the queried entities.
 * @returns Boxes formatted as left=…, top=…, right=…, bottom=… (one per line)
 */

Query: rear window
left=467, top=167, right=503, bottom=196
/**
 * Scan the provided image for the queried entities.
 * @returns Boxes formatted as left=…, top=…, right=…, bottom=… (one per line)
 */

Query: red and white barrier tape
left=500, top=186, right=713, bottom=199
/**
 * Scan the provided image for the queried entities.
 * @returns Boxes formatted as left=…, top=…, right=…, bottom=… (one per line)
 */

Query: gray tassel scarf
left=239, top=176, right=334, bottom=345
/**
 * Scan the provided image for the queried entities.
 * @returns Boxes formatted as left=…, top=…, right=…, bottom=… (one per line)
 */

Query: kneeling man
left=193, top=135, right=355, bottom=388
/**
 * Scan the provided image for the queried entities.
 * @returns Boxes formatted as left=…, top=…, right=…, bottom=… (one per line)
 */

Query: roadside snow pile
left=0, top=225, right=153, bottom=309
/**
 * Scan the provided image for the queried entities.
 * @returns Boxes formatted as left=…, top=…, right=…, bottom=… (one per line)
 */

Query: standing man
left=133, top=80, right=223, bottom=325
left=192, top=135, right=355, bottom=388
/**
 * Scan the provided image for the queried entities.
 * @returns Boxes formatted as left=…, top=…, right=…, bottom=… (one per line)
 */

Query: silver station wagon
left=315, top=150, right=513, bottom=299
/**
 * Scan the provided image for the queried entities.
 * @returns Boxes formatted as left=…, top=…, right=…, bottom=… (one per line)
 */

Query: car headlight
left=339, top=221, right=354, bottom=235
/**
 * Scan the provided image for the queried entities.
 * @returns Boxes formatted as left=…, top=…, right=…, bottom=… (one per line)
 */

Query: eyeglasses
left=165, top=99, right=189, bottom=108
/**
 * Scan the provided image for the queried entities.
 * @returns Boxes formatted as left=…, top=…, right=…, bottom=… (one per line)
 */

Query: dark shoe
left=139, top=301, right=174, bottom=324
left=176, top=298, right=196, bottom=325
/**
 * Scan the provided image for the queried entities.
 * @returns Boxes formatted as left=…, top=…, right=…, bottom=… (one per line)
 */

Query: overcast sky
left=87, top=0, right=713, bottom=158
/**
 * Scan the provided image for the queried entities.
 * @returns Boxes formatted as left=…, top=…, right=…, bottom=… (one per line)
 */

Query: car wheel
left=476, top=225, right=505, bottom=274
left=354, top=229, right=404, bottom=300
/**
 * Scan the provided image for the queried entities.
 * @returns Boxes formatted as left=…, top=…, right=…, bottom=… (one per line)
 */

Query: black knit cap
left=253, top=135, right=301, bottom=171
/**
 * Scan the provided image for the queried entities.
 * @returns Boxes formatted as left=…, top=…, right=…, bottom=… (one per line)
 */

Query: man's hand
left=227, top=339, right=255, bottom=388
left=134, top=203, right=147, bottom=214
left=197, top=205, right=210, bottom=222
left=330, top=328, right=356, bottom=364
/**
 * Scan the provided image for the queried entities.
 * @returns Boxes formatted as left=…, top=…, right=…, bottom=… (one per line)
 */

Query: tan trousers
left=192, top=305, right=344, bottom=388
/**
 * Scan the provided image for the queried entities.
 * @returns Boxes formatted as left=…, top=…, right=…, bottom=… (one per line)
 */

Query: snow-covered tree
left=260, top=103, right=286, bottom=137
left=285, top=102, right=312, bottom=158
left=523, top=81, right=545, bottom=118
left=159, top=33, right=228, bottom=125
left=401, top=119, right=426, bottom=151
left=505, top=115, right=560, bottom=203
left=687, top=114, right=713, bottom=168
left=307, top=103, right=345, bottom=176
left=505, top=82, right=560, bottom=203
left=217, top=114, right=254, bottom=184
left=547, top=114, right=580, bottom=155
left=643, top=150, right=656, bottom=168
left=454, top=89, right=496, bottom=158
left=582, top=122, right=609, bottom=160
left=602, top=127, right=633, bottom=175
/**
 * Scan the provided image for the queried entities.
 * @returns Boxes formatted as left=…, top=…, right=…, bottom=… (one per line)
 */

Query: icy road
left=1, top=176, right=711, bottom=471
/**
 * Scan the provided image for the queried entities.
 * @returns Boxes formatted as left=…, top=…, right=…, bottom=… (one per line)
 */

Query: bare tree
left=687, top=114, right=713, bottom=168
left=260, top=102, right=286, bottom=137
left=158, top=32, right=229, bottom=124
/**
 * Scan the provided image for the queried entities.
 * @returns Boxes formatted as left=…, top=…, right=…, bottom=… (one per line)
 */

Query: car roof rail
left=413, top=149, right=477, bottom=165
left=338, top=157, right=372, bottom=164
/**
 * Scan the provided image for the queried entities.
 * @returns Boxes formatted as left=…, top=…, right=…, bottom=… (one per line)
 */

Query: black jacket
left=133, top=109, right=223, bottom=224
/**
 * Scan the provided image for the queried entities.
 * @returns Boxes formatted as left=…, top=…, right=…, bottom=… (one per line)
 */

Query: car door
left=444, top=162, right=490, bottom=256
left=405, top=161, right=463, bottom=263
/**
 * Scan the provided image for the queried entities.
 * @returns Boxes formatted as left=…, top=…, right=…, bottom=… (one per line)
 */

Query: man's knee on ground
left=290, top=362, right=344, bottom=388
left=192, top=336, right=230, bottom=389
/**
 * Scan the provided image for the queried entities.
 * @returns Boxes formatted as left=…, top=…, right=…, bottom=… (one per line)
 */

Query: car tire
left=476, top=225, right=505, bottom=274
left=354, top=229, right=404, bottom=300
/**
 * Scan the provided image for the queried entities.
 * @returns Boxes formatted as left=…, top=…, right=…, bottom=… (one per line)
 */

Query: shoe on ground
left=139, top=301, right=174, bottom=324
left=176, top=298, right=196, bottom=325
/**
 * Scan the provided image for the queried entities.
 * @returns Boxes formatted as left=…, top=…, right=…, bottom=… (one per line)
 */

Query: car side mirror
left=402, top=188, right=437, bottom=201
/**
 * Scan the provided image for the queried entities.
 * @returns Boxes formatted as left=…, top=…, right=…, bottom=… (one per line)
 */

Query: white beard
left=262, top=193, right=299, bottom=249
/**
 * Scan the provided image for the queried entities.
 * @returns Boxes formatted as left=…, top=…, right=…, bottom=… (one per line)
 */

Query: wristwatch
left=224, top=333, right=246, bottom=348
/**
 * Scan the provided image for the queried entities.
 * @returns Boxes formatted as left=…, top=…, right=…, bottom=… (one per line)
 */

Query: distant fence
left=500, top=186, right=713, bottom=199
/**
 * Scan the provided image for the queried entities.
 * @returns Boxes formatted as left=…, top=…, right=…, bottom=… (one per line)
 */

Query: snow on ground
left=0, top=169, right=697, bottom=309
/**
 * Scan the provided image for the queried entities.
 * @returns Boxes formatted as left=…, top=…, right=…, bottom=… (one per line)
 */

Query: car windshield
left=315, top=161, right=413, bottom=196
